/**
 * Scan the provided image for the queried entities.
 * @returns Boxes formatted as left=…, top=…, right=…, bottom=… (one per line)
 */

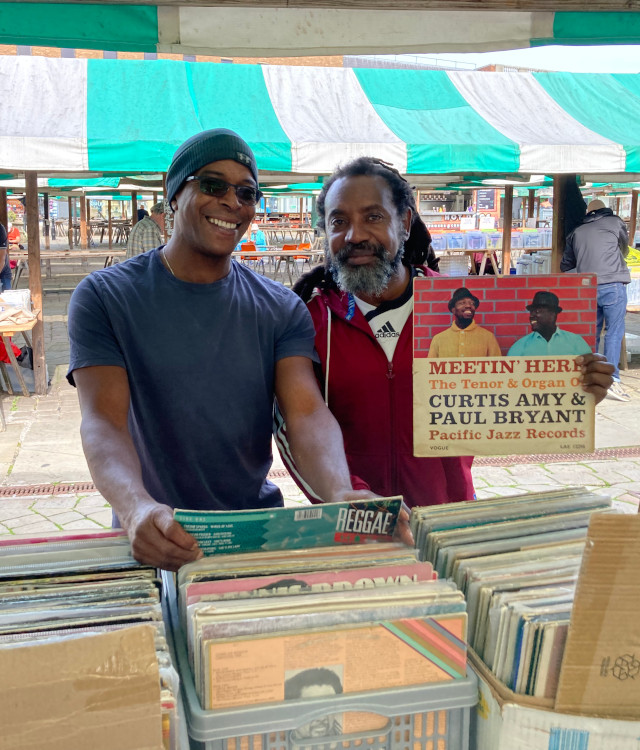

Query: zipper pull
left=387, top=362, right=394, bottom=379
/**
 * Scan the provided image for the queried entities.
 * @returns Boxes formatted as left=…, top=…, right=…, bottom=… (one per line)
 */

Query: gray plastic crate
left=163, top=572, right=478, bottom=750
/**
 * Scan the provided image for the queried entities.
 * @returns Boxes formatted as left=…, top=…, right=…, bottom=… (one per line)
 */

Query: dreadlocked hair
left=292, top=264, right=331, bottom=303
left=316, top=156, right=433, bottom=268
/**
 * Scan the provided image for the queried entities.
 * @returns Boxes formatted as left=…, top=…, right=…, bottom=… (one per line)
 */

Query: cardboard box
left=0, top=624, right=163, bottom=750
left=470, top=651, right=640, bottom=750
left=555, top=514, right=640, bottom=719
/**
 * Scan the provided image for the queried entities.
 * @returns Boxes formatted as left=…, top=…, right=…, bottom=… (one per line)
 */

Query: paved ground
left=0, top=255, right=639, bottom=537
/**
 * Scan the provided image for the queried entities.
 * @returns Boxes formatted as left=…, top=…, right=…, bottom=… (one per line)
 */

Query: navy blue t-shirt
left=67, top=248, right=315, bottom=512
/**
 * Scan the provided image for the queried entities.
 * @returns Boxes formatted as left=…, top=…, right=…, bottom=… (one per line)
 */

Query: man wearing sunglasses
left=67, top=128, right=379, bottom=571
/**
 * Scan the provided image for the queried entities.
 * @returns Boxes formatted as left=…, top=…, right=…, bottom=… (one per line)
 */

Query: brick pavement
left=0, top=258, right=639, bottom=538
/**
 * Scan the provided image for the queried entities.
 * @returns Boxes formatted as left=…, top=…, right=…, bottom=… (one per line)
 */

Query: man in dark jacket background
left=562, top=199, right=631, bottom=401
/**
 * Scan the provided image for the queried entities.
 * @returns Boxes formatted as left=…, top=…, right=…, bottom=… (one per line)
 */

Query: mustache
left=333, top=242, right=388, bottom=262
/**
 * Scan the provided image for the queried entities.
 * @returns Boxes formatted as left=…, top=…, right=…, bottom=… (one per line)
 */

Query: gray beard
left=327, top=241, right=405, bottom=298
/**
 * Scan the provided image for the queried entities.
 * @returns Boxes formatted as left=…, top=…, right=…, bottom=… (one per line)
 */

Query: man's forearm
left=284, top=406, right=356, bottom=503
left=80, top=415, right=155, bottom=528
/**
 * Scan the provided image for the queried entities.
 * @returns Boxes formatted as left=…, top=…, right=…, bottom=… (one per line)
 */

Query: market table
left=233, top=249, right=321, bottom=285
left=11, top=250, right=127, bottom=286
left=0, top=317, right=37, bottom=400
left=262, top=226, right=315, bottom=246
left=70, top=219, right=131, bottom=246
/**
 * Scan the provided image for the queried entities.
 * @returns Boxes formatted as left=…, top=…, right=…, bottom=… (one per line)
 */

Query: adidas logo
left=376, top=322, right=399, bottom=338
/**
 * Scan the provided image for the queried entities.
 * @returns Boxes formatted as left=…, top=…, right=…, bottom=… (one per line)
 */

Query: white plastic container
left=439, top=255, right=469, bottom=277
left=530, top=254, right=545, bottom=275
left=0, top=289, right=31, bottom=312
left=162, top=572, right=477, bottom=750
left=537, top=250, right=552, bottom=274
left=516, top=256, right=532, bottom=275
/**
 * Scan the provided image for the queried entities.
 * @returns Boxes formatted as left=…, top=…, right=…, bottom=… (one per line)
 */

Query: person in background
left=126, top=202, right=165, bottom=259
left=236, top=222, right=267, bottom=251
left=250, top=222, right=267, bottom=250
left=276, top=157, right=615, bottom=509
left=508, top=291, right=590, bottom=356
left=0, top=222, right=13, bottom=291
left=7, top=222, right=21, bottom=250
left=562, top=199, right=631, bottom=401
left=68, top=129, right=382, bottom=571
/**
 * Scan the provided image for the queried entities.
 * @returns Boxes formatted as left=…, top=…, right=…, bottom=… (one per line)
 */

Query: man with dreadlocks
left=275, top=157, right=472, bottom=506
left=275, top=157, right=614, bottom=507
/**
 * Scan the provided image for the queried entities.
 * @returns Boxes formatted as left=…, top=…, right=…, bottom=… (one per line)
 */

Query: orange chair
left=275, top=244, right=299, bottom=283
left=293, top=242, right=313, bottom=276
left=238, top=242, right=265, bottom=274
left=240, top=242, right=257, bottom=257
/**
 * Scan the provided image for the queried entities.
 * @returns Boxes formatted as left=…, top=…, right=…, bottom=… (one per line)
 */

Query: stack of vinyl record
left=411, top=487, right=615, bottom=698
left=173, top=498, right=470, bottom=717
left=0, top=530, right=181, bottom=750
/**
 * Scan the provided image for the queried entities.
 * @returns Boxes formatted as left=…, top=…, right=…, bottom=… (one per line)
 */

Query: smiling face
left=529, top=305, right=558, bottom=337
left=171, top=159, right=256, bottom=259
left=323, top=174, right=410, bottom=300
left=452, top=296, right=477, bottom=326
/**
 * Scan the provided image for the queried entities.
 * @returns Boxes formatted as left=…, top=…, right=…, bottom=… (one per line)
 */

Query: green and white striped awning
left=1, top=6, right=640, bottom=56
left=2, top=57, right=640, bottom=177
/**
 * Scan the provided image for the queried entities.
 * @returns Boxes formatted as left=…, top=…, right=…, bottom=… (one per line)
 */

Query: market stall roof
left=2, top=4, right=640, bottom=56
left=4, top=57, right=640, bottom=181
left=0, top=176, right=163, bottom=197
left=262, top=183, right=324, bottom=195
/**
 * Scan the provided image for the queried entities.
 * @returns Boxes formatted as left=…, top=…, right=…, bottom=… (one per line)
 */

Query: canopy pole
left=162, top=173, right=168, bottom=242
left=67, top=197, right=74, bottom=249
left=25, top=171, right=47, bottom=396
left=131, top=191, right=138, bottom=226
left=43, top=192, right=51, bottom=250
left=629, top=190, right=639, bottom=249
left=501, top=185, right=513, bottom=275
left=528, top=189, right=535, bottom=224
left=0, top=188, right=8, bottom=231
left=108, top=200, right=113, bottom=249
left=552, top=175, right=568, bottom=273
left=79, top=193, right=88, bottom=250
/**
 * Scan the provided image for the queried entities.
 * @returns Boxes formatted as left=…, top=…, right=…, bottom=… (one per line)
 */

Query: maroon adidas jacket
left=276, top=266, right=475, bottom=508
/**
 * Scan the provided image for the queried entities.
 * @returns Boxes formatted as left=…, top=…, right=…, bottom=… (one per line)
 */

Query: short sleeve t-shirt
left=67, top=248, right=315, bottom=512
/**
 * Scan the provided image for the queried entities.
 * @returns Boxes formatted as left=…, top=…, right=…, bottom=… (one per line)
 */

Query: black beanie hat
left=166, top=128, right=259, bottom=206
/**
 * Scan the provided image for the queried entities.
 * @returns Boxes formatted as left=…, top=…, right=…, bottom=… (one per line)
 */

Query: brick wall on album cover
left=413, top=274, right=598, bottom=357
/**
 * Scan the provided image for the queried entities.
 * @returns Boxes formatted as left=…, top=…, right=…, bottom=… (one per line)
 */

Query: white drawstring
left=324, top=307, right=331, bottom=406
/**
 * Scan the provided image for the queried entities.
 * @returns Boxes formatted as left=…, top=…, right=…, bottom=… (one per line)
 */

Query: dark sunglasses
left=185, top=175, right=263, bottom=206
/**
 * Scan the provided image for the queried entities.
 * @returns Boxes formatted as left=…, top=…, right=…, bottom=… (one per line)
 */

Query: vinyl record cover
left=413, top=274, right=597, bottom=457
left=175, top=497, right=402, bottom=555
